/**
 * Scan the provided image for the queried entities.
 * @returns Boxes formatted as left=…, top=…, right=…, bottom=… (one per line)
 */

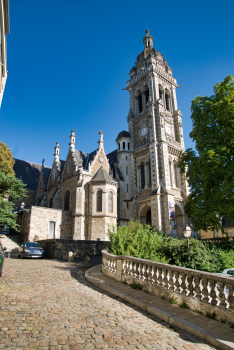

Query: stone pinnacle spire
left=143, top=28, right=154, bottom=48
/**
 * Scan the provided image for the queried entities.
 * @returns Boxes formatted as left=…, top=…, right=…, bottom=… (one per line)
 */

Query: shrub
left=107, top=220, right=232, bottom=273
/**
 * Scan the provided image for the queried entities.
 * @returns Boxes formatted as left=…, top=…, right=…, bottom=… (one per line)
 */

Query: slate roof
left=13, top=159, right=42, bottom=191
left=116, top=130, right=131, bottom=139
left=107, top=150, right=117, bottom=166
left=91, top=166, right=116, bottom=183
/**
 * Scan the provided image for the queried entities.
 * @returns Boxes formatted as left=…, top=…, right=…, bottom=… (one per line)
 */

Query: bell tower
left=124, top=29, right=189, bottom=236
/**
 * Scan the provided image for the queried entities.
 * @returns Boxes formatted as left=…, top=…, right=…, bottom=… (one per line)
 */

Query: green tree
left=0, top=143, right=26, bottom=229
left=0, top=172, right=27, bottom=229
left=179, top=75, right=234, bottom=232
left=0, top=141, right=15, bottom=175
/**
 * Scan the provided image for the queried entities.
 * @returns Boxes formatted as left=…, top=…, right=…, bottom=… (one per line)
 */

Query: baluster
left=160, top=268, right=165, bottom=288
left=130, top=261, right=134, bottom=278
left=167, top=270, right=173, bottom=291
left=217, top=281, right=225, bottom=308
left=138, top=263, right=143, bottom=281
left=173, top=271, right=179, bottom=293
left=126, top=259, right=130, bottom=277
left=122, top=259, right=126, bottom=275
left=147, top=264, right=152, bottom=285
left=135, top=262, right=139, bottom=280
left=226, top=283, right=234, bottom=310
left=185, top=275, right=191, bottom=297
left=208, top=279, right=217, bottom=306
left=201, top=278, right=209, bottom=303
left=151, top=266, right=156, bottom=285
left=193, top=276, right=201, bottom=300
left=129, top=261, right=133, bottom=278
left=157, top=267, right=162, bottom=287
left=179, top=273, right=186, bottom=295
left=132, top=261, right=137, bottom=279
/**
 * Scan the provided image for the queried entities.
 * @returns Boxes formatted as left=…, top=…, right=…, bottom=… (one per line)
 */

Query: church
left=17, top=29, right=189, bottom=242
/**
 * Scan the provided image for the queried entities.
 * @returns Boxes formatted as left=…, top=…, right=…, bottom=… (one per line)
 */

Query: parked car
left=221, top=269, right=234, bottom=277
left=0, top=242, right=6, bottom=277
left=18, top=242, right=44, bottom=259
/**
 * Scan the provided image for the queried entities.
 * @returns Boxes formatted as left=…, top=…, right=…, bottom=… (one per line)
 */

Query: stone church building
left=18, top=29, right=189, bottom=242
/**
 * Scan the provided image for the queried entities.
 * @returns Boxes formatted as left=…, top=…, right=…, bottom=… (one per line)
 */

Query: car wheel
left=0, top=269, right=2, bottom=277
left=20, top=254, right=24, bottom=259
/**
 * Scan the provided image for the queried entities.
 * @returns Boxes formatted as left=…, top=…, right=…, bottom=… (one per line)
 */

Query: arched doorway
left=139, top=205, right=151, bottom=225
left=146, top=209, right=151, bottom=225
left=175, top=204, right=184, bottom=237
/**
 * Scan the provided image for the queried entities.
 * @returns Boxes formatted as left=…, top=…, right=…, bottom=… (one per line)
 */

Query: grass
left=161, top=295, right=165, bottom=300
left=130, top=282, right=143, bottom=290
left=206, top=312, right=216, bottom=320
left=194, top=309, right=203, bottom=315
left=169, top=297, right=177, bottom=304
left=179, top=302, right=189, bottom=309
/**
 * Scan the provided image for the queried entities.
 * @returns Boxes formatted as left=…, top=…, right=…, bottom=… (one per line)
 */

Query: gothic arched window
left=108, top=191, right=113, bottom=213
left=141, top=163, right=145, bottom=189
left=96, top=190, right=102, bottom=213
left=165, top=91, right=170, bottom=111
left=64, top=190, right=70, bottom=210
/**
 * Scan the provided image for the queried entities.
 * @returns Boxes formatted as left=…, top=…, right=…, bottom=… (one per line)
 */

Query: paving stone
left=0, top=259, right=219, bottom=350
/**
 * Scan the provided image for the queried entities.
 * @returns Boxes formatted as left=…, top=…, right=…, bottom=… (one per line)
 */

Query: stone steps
left=0, top=235, right=22, bottom=257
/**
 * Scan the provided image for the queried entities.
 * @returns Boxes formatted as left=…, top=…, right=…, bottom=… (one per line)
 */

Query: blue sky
left=1, top=0, right=233, bottom=167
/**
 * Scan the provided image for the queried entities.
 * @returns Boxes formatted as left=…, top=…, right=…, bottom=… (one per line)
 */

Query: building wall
left=28, top=206, right=63, bottom=242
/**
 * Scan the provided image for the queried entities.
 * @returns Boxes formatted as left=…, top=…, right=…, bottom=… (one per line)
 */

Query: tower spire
left=143, top=28, right=154, bottom=48
left=69, top=130, right=76, bottom=151
left=54, top=142, right=60, bottom=162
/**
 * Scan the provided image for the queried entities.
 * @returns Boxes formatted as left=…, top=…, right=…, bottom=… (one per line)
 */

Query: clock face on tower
left=141, top=127, right=147, bottom=136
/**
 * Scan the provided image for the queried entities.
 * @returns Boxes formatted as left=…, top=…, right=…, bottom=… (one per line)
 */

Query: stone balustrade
left=102, top=250, right=234, bottom=324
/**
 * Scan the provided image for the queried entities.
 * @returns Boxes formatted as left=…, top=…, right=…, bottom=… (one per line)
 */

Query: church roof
left=91, top=166, right=116, bottom=183
left=107, top=149, right=117, bottom=166
left=116, top=130, right=131, bottom=139
left=13, top=159, right=49, bottom=191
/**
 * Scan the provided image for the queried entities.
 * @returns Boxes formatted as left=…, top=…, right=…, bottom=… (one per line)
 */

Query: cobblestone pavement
left=0, top=259, right=219, bottom=350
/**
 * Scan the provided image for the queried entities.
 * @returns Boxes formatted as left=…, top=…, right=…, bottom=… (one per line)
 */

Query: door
left=49, top=221, right=55, bottom=239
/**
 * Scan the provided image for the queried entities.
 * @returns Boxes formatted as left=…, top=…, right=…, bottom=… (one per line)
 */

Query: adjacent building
left=0, top=0, right=10, bottom=106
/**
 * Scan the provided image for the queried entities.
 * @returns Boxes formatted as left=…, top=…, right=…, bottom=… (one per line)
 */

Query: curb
left=85, top=265, right=234, bottom=350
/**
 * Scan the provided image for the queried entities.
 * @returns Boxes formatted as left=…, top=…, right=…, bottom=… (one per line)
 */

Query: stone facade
left=112, top=29, right=190, bottom=236
left=20, top=131, right=119, bottom=242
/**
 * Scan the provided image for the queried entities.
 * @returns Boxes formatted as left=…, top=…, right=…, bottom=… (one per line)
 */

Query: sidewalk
left=85, top=265, right=234, bottom=350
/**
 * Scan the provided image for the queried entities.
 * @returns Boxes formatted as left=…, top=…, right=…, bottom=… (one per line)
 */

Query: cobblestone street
left=0, top=259, right=218, bottom=350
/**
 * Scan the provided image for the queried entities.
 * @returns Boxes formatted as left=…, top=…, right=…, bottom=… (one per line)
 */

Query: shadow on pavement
left=51, top=257, right=217, bottom=348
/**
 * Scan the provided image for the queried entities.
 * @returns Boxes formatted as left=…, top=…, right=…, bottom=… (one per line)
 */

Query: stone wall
left=28, top=206, right=62, bottom=242
left=38, top=239, right=107, bottom=259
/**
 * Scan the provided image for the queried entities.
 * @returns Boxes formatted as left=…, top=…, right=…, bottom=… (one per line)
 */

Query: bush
left=107, top=220, right=233, bottom=273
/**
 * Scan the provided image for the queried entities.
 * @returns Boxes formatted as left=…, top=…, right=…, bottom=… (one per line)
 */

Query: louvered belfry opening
left=141, top=163, right=145, bottom=189
left=165, top=92, right=170, bottom=111
left=138, top=94, right=143, bottom=113
left=145, top=88, right=149, bottom=105
left=159, top=87, right=163, bottom=100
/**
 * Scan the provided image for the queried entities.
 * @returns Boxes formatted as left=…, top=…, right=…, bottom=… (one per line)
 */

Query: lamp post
left=183, top=225, right=192, bottom=250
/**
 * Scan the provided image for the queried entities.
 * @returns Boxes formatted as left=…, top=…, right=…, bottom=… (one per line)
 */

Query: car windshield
left=25, top=242, right=39, bottom=248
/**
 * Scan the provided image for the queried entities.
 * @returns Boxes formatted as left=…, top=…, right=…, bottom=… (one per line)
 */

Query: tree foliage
left=0, top=171, right=27, bottom=229
left=179, top=75, right=234, bottom=232
left=0, top=141, right=15, bottom=175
